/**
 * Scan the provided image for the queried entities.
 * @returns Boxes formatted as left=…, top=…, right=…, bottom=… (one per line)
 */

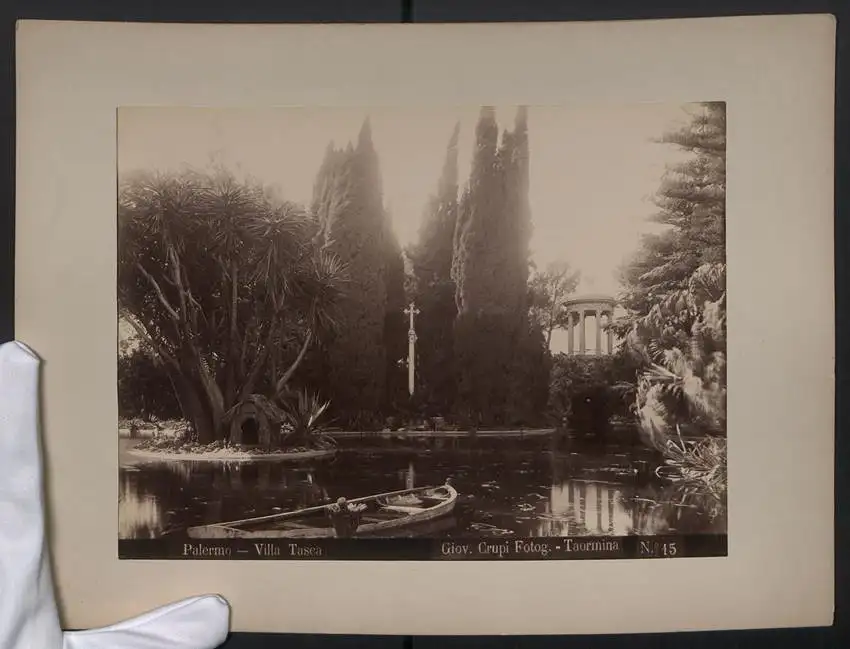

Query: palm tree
left=117, top=167, right=347, bottom=444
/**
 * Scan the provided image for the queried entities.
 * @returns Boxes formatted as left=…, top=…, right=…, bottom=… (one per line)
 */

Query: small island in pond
left=120, top=391, right=340, bottom=462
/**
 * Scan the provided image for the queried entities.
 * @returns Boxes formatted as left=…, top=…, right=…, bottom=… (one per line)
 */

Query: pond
left=118, top=438, right=727, bottom=540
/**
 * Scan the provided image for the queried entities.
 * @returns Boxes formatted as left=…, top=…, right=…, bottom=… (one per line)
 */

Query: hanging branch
left=122, top=313, right=180, bottom=371
left=276, top=328, right=314, bottom=396
left=136, top=263, right=180, bottom=323
left=238, top=319, right=280, bottom=402
left=166, top=244, right=189, bottom=326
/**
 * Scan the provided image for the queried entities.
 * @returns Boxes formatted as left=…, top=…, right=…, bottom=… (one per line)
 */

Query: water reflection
left=118, top=440, right=726, bottom=539
left=118, top=472, right=163, bottom=539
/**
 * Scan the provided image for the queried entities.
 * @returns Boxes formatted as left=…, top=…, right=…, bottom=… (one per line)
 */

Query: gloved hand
left=0, top=340, right=232, bottom=649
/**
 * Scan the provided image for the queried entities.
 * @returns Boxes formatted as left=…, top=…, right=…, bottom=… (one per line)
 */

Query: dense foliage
left=547, top=353, right=644, bottom=432
left=614, top=101, right=727, bottom=488
left=406, top=124, right=461, bottom=418
left=118, top=345, right=182, bottom=421
left=615, top=101, right=726, bottom=346
left=528, top=261, right=582, bottom=348
left=117, top=167, right=345, bottom=443
left=310, top=121, right=405, bottom=427
left=383, top=215, right=409, bottom=416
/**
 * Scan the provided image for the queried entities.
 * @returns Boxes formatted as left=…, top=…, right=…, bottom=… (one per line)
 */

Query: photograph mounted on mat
left=116, top=102, right=728, bottom=561
left=14, top=15, right=833, bottom=635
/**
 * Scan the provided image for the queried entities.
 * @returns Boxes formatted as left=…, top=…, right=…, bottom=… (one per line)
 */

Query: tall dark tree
left=497, top=106, right=533, bottom=311
left=312, top=119, right=392, bottom=427
left=383, top=212, right=408, bottom=417
left=616, top=101, right=726, bottom=349
left=451, top=106, right=544, bottom=426
left=452, top=108, right=506, bottom=426
left=407, top=123, right=461, bottom=417
left=499, top=107, right=550, bottom=425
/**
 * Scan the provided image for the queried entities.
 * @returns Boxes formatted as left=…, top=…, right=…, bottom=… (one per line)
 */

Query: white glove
left=0, top=340, right=232, bottom=649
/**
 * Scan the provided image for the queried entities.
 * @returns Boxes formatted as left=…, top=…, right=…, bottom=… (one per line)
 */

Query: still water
left=118, top=439, right=726, bottom=540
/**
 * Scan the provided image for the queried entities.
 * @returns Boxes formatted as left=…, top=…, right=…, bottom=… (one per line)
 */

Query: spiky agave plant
left=280, top=389, right=332, bottom=448
left=655, top=425, right=727, bottom=495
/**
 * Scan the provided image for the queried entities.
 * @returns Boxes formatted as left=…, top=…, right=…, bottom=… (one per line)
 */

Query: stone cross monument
left=403, top=302, right=420, bottom=396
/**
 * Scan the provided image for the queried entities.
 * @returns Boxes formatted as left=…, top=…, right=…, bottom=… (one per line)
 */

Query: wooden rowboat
left=186, top=482, right=458, bottom=539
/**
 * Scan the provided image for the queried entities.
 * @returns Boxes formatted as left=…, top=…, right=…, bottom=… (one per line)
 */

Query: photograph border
left=114, top=100, right=730, bottom=562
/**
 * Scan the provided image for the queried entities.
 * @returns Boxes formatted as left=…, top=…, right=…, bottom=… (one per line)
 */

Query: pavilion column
left=579, top=310, right=586, bottom=354
left=606, top=311, right=614, bottom=354
left=567, top=311, right=574, bottom=354
left=595, top=309, right=602, bottom=354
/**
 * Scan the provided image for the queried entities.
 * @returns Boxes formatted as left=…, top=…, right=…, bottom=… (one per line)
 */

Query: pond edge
left=126, top=447, right=338, bottom=463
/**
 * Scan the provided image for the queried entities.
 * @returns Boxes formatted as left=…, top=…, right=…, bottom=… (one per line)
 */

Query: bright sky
left=118, top=103, right=693, bottom=296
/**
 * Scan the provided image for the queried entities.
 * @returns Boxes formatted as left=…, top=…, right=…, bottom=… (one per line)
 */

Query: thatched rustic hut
left=224, top=394, right=287, bottom=449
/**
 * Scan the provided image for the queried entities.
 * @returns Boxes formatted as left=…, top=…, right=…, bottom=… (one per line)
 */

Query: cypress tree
left=312, top=119, right=389, bottom=427
left=499, top=107, right=550, bottom=425
left=451, top=107, right=514, bottom=427
left=383, top=212, right=408, bottom=418
left=407, top=123, right=461, bottom=418
left=452, top=106, right=549, bottom=427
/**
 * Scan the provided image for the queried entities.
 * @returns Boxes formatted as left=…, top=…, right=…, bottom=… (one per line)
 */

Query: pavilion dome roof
left=563, top=293, right=617, bottom=306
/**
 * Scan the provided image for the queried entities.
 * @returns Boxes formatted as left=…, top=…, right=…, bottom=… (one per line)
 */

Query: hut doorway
left=241, top=417, right=260, bottom=446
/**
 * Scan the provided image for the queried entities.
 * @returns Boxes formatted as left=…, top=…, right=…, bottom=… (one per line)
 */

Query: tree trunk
left=546, top=289, right=559, bottom=349
left=238, top=321, right=278, bottom=402
left=224, top=260, right=239, bottom=409
left=170, top=370, right=217, bottom=444
left=275, top=329, right=313, bottom=398
left=188, top=395, right=217, bottom=444
left=191, top=351, right=226, bottom=441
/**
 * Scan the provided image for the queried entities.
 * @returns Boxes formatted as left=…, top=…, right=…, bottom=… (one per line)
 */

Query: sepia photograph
left=116, top=102, right=727, bottom=560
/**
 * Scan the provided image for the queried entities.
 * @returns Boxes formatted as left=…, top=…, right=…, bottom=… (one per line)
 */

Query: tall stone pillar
left=595, top=309, right=602, bottom=354
left=606, top=312, right=614, bottom=354
left=579, top=310, right=586, bottom=354
left=567, top=311, right=574, bottom=354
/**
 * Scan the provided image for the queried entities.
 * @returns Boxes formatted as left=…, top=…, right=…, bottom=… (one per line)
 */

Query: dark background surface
left=0, top=1, right=846, bottom=648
